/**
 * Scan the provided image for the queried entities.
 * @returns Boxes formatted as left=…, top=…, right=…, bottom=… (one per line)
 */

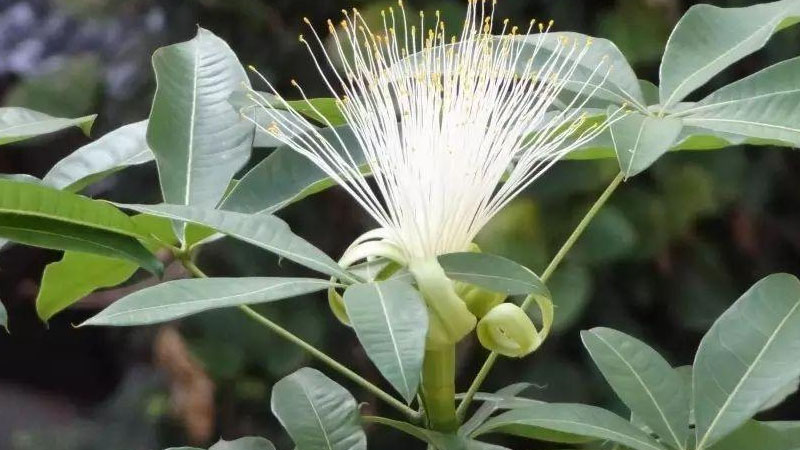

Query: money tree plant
left=1, top=1, right=799, bottom=449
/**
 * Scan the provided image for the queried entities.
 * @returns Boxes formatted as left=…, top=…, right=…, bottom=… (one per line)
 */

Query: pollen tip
left=247, top=64, right=257, bottom=71
left=290, top=79, right=298, bottom=86
left=303, top=16, right=310, bottom=24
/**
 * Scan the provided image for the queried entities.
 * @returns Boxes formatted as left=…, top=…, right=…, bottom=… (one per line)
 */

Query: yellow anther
left=290, top=79, right=298, bottom=86
left=503, top=18, right=509, bottom=25
left=548, top=19, right=554, bottom=27
left=586, top=37, right=593, bottom=46
left=298, top=34, right=305, bottom=42
left=303, top=17, right=310, bottom=24
left=538, top=22, right=544, bottom=32
left=267, top=121, right=280, bottom=135
left=511, top=25, right=518, bottom=34
left=398, top=0, right=403, bottom=7
left=341, top=20, right=348, bottom=29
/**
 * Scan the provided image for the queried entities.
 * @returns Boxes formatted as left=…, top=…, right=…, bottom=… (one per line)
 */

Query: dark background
left=0, top=0, right=799, bottom=449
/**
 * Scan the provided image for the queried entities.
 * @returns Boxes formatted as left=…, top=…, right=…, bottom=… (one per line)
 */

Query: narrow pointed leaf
left=119, top=203, right=353, bottom=281
left=368, top=416, right=509, bottom=450
left=582, top=327, right=690, bottom=450
left=42, top=120, right=153, bottom=191
left=343, top=279, right=427, bottom=403
left=209, top=437, right=276, bottom=450
left=0, top=180, right=161, bottom=274
left=610, top=111, right=683, bottom=177
left=694, top=273, right=800, bottom=449
left=475, top=403, right=666, bottom=450
left=0, top=107, right=95, bottom=145
left=0, top=299, right=7, bottom=332
left=221, top=125, right=364, bottom=214
left=460, top=383, right=533, bottom=436
left=682, top=56, right=800, bottom=145
left=81, top=277, right=331, bottom=326
left=659, top=0, right=800, bottom=108
left=271, top=367, right=367, bottom=450
left=147, top=28, right=253, bottom=237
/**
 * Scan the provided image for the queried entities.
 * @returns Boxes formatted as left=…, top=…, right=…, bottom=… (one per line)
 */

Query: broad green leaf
left=766, top=421, right=800, bottom=442
left=681, top=56, right=800, bottom=145
left=582, top=327, right=690, bottom=450
left=639, top=80, right=659, bottom=106
left=367, top=416, right=509, bottom=450
left=0, top=180, right=161, bottom=274
left=609, top=111, right=683, bottom=177
left=0, top=299, right=7, bottom=332
left=436, top=252, right=549, bottom=297
left=760, top=376, right=799, bottom=411
left=0, top=107, right=95, bottom=145
left=0, top=174, right=41, bottom=184
left=271, top=367, right=367, bottom=450
left=147, top=28, right=254, bottom=237
left=708, top=421, right=797, bottom=450
left=659, top=0, right=800, bottom=108
left=221, top=125, right=364, bottom=214
left=474, top=403, right=666, bottom=450
left=209, top=437, right=276, bottom=450
left=35, top=215, right=175, bottom=322
left=514, top=33, right=645, bottom=107
left=119, top=203, right=353, bottom=282
left=459, top=383, right=533, bottom=436
left=81, top=277, right=331, bottom=326
left=694, top=273, right=800, bottom=449
left=343, top=279, right=427, bottom=403
left=42, top=120, right=153, bottom=191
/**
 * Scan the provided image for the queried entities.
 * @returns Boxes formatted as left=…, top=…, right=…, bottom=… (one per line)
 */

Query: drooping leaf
left=609, top=111, right=683, bottom=178
left=118, top=203, right=353, bottom=281
left=659, top=0, right=800, bottom=108
left=582, top=327, right=690, bottom=450
left=35, top=215, right=175, bottom=322
left=474, top=403, right=666, bottom=450
left=694, top=273, right=800, bottom=449
left=681, top=56, right=800, bottom=146
left=0, top=107, right=95, bottom=145
left=81, top=277, right=331, bottom=326
left=459, top=383, right=533, bottom=436
left=208, top=437, right=276, bottom=450
left=342, top=279, right=427, bottom=403
left=42, top=120, right=153, bottom=191
left=147, top=28, right=254, bottom=238
left=0, top=179, right=161, bottom=274
left=221, top=125, right=364, bottom=214
left=271, top=367, right=367, bottom=450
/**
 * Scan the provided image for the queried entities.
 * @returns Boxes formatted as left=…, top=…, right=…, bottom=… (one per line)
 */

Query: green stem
left=456, top=171, right=625, bottom=419
left=179, top=258, right=419, bottom=421
left=421, top=346, right=458, bottom=432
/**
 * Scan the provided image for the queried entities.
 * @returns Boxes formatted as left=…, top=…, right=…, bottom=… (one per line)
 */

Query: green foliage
left=0, top=107, right=95, bottom=146
left=0, top=298, right=7, bottom=332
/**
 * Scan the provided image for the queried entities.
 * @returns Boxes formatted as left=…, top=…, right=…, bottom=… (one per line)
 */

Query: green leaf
left=694, top=273, right=800, bottom=449
left=659, top=0, right=800, bottom=108
left=118, top=203, right=353, bottom=281
left=147, top=27, right=253, bottom=237
left=766, top=421, right=800, bottom=442
left=707, top=421, right=797, bottom=450
left=0, top=299, right=7, bottom=332
left=436, top=252, right=549, bottom=297
left=81, top=277, right=331, bottom=326
left=221, top=125, right=364, bottom=214
left=42, top=120, right=153, bottom=191
left=474, top=403, right=666, bottom=450
left=35, top=215, right=175, bottom=322
left=367, top=416, right=508, bottom=450
left=209, top=437, right=276, bottom=450
left=342, top=279, right=427, bottom=403
left=609, top=111, right=683, bottom=178
left=515, top=33, right=644, bottom=107
left=0, top=107, right=95, bottom=145
left=271, top=367, right=367, bottom=450
left=0, top=179, right=161, bottom=274
left=582, top=327, right=690, bottom=450
left=283, top=98, right=346, bottom=127
left=681, top=56, right=800, bottom=145
left=460, top=383, right=533, bottom=436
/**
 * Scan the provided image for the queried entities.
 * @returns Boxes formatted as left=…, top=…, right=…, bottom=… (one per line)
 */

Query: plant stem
left=421, top=345, right=458, bottom=432
left=456, top=171, right=625, bottom=419
left=179, top=258, right=419, bottom=421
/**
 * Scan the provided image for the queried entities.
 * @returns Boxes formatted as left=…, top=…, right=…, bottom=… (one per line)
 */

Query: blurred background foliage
left=0, top=0, right=799, bottom=449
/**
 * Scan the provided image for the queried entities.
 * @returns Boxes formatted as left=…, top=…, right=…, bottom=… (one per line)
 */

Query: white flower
left=249, top=0, right=616, bottom=264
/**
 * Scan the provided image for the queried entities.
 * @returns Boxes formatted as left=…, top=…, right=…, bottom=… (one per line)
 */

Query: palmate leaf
left=0, top=107, right=95, bottom=146
left=343, top=279, right=427, bottom=403
left=609, top=110, right=683, bottom=178
left=694, top=273, right=800, bottom=450
left=0, top=179, right=161, bottom=274
left=681, top=56, right=800, bottom=145
left=474, top=402, right=666, bottom=450
left=271, top=368, right=367, bottom=450
left=659, top=0, right=800, bottom=108
left=147, top=28, right=254, bottom=239
left=42, top=120, right=153, bottom=191
left=81, top=277, right=331, bottom=326
left=582, top=328, right=690, bottom=450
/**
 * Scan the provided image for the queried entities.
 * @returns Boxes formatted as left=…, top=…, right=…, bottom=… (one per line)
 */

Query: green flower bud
left=477, top=303, right=541, bottom=358
left=455, top=283, right=507, bottom=318
left=327, top=286, right=350, bottom=326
